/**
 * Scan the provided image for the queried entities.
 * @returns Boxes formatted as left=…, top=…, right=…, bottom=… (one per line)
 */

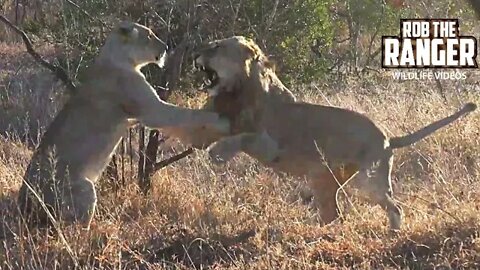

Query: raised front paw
left=212, top=117, right=231, bottom=134
left=207, top=140, right=238, bottom=165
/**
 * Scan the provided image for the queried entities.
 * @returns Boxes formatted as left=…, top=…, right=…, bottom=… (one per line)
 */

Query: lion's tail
left=389, top=102, right=477, bottom=149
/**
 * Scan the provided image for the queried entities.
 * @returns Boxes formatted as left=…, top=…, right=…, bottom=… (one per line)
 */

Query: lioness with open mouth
left=190, top=36, right=476, bottom=230
left=18, top=22, right=229, bottom=228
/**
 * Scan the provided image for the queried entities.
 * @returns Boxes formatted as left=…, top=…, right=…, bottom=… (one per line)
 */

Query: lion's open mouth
left=195, top=62, right=219, bottom=90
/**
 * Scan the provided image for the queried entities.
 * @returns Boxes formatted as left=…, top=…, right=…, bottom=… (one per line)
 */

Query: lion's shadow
left=3, top=189, right=478, bottom=270
left=311, top=220, right=480, bottom=269
left=120, top=229, right=257, bottom=269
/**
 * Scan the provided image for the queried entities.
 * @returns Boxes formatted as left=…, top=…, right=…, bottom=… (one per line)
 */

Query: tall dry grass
left=0, top=41, right=479, bottom=269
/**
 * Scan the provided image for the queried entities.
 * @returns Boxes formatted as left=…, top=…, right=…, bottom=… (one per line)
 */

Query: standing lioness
left=18, top=22, right=229, bottom=227
left=191, top=36, right=476, bottom=230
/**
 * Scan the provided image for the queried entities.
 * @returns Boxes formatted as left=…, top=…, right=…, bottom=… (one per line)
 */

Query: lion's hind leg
left=18, top=181, right=57, bottom=227
left=353, top=157, right=402, bottom=230
left=309, top=176, right=339, bottom=224
left=18, top=176, right=97, bottom=229
left=62, top=177, right=97, bottom=228
left=309, top=164, right=358, bottom=224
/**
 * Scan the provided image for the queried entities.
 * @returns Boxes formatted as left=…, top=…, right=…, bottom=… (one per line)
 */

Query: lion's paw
left=207, top=140, right=239, bottom=165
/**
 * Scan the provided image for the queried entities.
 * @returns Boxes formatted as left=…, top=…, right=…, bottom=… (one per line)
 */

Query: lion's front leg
left=121, top=77, right=230, bottom=133
left=207, top=135, right=243, bottom=164
left=163, top=124, right=228, bottom=149
left=208, top=131, right=280, bottom=164
left=242, top=131, right=280, bottom=163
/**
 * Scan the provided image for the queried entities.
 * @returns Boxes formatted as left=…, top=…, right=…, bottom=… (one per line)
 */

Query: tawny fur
left=18, top=22, right=229, bottom=228
left=191, top=36, right=477, bottom=230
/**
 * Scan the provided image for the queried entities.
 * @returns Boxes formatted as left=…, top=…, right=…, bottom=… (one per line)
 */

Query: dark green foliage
left=11, top=0, right=476, bottom=86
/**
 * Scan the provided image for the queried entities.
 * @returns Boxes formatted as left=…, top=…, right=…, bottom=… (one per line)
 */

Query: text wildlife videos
left=382, top=19, right=478, bottom=68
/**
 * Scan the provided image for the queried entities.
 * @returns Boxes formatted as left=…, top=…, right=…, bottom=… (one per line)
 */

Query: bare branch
left=368, top=47, right=382, bottom=61
left=334, top=36, right=351, bottom=44
left=265, top=0, right=279, bottom=33
left=467, top=0, right=480, bottom=19
left=64, top=0, right=107, bottom=27
left=151, top=148, right=194, bottom=174
left=363, top=2, right=384, bottom=70
left=0, top=15, right=76, bottom=93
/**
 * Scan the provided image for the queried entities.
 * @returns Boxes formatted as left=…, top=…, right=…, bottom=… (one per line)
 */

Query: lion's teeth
left=203, top=77, right=211, bottom=86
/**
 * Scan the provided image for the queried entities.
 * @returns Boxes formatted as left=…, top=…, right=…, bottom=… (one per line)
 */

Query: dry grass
left=0, top=41, right=65, bottom=143
left=0, top=42, right=480, bottom=269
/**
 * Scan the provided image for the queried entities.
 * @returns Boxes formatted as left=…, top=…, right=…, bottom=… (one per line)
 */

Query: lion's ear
left=118, top=21, right=138, bottom=40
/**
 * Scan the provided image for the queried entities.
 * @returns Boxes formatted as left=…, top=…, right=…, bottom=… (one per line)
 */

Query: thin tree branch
left=364, top=3, right=384, bottom=69
left=334, top=36, right=351, bottom=44
left=467, top=0, right=480, bottom=19
left=64, top=0, right=106, bottom=26
left=0, top=14, right=76, bottom=93
left=151, top=148, right=194, bottom=174
left=368, top=47, right=382, bottom=60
